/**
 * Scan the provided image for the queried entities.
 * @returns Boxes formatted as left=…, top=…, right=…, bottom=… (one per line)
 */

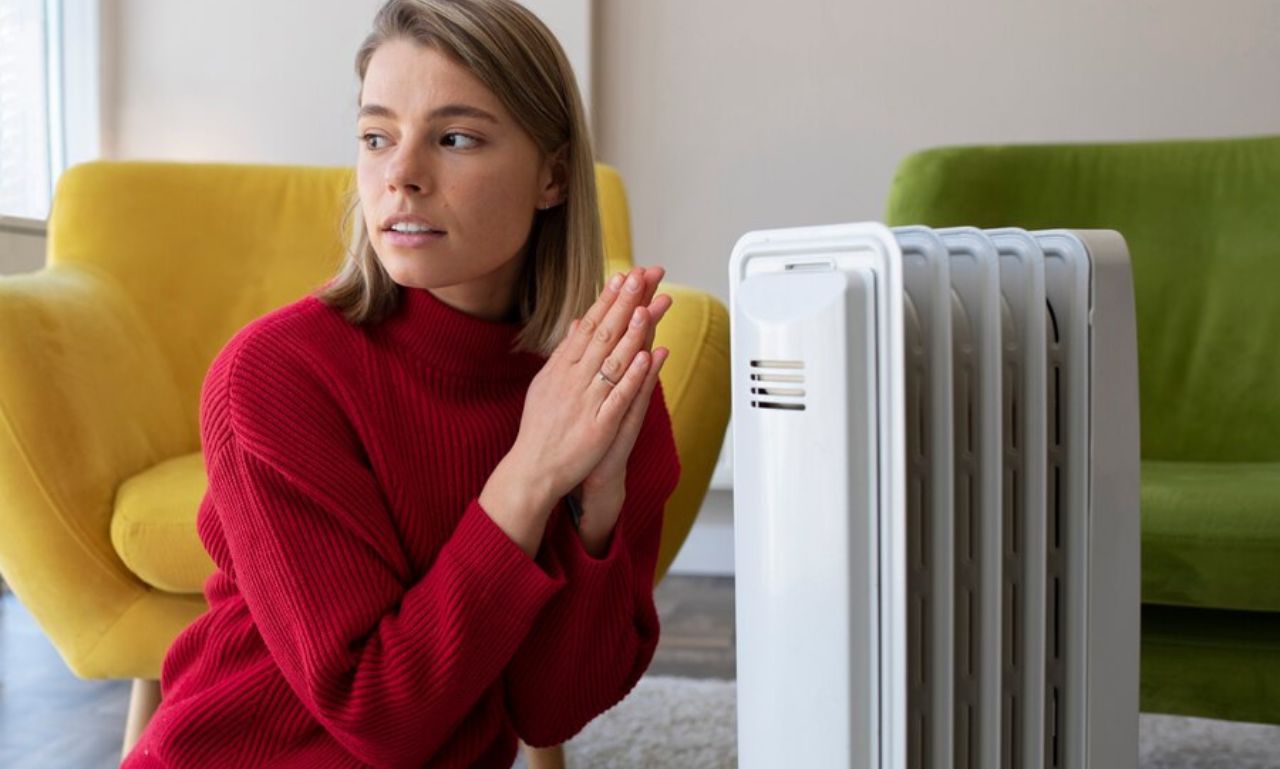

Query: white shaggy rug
left=511, top=676, right=736, bottom=769
left=512, top=675, right=1280, bottom=768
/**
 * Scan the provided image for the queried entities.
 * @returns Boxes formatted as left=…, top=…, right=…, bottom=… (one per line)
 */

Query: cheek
left=356, top=161, right=383, bottom=231
left=453, top=170, right=537, bottom=245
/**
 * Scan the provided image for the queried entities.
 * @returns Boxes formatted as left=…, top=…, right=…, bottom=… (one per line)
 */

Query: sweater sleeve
left=502, top=380, right=682, bottom=747
left=201, top=329, right=568, bottom=769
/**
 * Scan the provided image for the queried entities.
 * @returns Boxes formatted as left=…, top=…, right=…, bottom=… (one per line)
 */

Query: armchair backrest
left=886, top=134, right=1280, bottom=462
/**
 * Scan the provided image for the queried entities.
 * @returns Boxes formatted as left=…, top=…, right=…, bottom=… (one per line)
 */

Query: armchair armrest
left=0, top=264, right=205, bottom=678
left=649, top=280, right=731, bottom=582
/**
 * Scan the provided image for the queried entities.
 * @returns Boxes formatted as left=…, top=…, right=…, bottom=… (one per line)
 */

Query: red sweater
left=121, top=284, right=682, bottom=769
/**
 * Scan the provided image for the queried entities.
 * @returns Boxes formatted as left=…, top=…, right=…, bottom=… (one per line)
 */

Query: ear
left=537, top=144, right=570, bottom=210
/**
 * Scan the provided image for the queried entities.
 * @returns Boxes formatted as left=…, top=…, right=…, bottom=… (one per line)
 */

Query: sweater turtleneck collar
left=376, top=284, right=547, bottom=381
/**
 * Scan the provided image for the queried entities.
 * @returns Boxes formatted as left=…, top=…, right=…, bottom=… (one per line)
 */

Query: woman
left=121, top=1, right=680, bottom=766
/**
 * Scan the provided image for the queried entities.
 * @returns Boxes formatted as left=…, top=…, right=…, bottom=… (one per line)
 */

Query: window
left=0, top=0, right=99, bottom=221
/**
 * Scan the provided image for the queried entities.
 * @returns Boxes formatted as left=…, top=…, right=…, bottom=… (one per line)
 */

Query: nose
left=385, top=143, right=431, bottom=195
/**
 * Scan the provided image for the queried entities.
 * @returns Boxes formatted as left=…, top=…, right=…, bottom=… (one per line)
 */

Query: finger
left=578, top=267, right=649, bottom=380
left=592, top=302, right=652, bottom=400
left=560, top=266, right=662, bottom=364
left=563, top=268, right=636, bottom=364
left=640, top=293, right=673, bottom=351
left=596, top=347, right=651, bottom=424
left=639, top=266, right=665, bottom=307
left=611, top=345, right=668, bottom=448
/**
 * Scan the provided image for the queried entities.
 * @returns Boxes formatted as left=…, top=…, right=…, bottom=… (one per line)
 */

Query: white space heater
left=729, top=222, right=1140, bottom=769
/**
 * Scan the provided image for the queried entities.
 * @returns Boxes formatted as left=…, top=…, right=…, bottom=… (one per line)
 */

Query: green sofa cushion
left=1143, top=461, right=1280, bottom=612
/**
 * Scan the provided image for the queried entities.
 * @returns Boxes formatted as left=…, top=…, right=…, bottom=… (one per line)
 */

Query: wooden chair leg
left=521, top=741, right=567, bottom=769
left=121, top=678, right=162, bottom=760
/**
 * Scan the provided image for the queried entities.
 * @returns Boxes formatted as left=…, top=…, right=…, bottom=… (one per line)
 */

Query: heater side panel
left=732, top=266, right=880, bottom=769
left=938, top=227, right=1005, bottom=769
left=1077, top=230, right=1141, bottom=769
left=989, top=228, right=1048, bottom=769
left=897, top=226, right=956, bottom=769
left=1034, top=231, right=1092, bottom=769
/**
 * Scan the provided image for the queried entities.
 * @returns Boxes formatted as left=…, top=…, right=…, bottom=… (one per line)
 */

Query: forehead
left=360, top=38, right=503, bottom=115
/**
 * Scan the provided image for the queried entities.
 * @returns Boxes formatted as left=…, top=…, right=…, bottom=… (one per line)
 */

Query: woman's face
left=357, top=38, right=563, bottom=321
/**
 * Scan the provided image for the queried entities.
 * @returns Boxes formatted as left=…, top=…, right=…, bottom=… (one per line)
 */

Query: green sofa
left=886, top=134, right=1280, bottom=725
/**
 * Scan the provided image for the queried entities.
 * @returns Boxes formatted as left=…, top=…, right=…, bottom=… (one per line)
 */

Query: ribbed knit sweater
left=120, top=284, right=682, bottom=769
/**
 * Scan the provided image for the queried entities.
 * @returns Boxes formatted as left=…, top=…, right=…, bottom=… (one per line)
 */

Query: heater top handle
left=728, top=220, right=902, bottom=290
left=892, top=224, right=953, bottom=326
left=931, top=225, right=1000, bottom=264
left=985, top=226, right=1048, bottom=327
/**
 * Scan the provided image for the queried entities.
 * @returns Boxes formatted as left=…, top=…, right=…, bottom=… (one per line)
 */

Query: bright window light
left=0, top=0, right=99, bottom=221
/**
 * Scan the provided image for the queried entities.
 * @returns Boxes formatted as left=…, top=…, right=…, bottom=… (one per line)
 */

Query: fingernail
left=631, top=307, right=644, bottom=326
left=625, top=272, right=642, bottom=292
left=632, top=351, right=649, bottom=369
left=609, top=272, right=624, bottom=291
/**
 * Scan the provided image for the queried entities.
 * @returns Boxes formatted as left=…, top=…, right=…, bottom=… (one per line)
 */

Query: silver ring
left=597, top=369, right=618, bottom=387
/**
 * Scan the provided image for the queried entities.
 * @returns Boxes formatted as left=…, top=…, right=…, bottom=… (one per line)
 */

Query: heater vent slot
left=750, top=359, right=804, bottom=369
left=751, top=386, right=805, bottom=397
left=1045, top=298, right=1068, bottom=769
left=749, top=360, right=807, bottom=411
left=752, top=401, right=806, bottom=411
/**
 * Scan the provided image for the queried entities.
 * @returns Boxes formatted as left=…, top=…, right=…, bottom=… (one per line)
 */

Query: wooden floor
left=0, top=575, right=736, bottom=769
left=0, top=590, right=132, bottom=768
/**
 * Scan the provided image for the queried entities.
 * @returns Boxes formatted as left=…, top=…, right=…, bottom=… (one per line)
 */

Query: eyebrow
left=357, top=103, right=500, bottom=123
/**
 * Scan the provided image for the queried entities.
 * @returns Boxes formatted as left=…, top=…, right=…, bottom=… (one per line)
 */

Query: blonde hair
left=315, top=0, right=603, bottom=357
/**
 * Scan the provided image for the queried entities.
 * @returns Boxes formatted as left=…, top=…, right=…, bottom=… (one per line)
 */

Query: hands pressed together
left=479, top=265, right=673, bottom=558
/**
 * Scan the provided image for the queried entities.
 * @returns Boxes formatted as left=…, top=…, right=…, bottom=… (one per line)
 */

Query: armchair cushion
left=110, top=452, right=213, bottom=594
left=1142, top=461, right=1280, bottom=613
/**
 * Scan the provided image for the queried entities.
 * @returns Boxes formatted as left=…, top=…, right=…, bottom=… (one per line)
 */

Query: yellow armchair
left=0, top=161, right=730, bottom=755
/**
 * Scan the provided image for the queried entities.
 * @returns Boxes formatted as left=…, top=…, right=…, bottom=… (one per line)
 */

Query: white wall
left=595, top=0, right=1280, bottom=308
left=102, top=0, right=592, bottom=165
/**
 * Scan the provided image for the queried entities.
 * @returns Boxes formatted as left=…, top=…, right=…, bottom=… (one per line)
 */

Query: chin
left=384, top=270, right=440, bottom=291
left=374, top=248, right=432, bottom=286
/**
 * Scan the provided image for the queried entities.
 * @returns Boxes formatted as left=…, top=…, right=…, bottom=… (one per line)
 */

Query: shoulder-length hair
left=315, top=0, right=602, bottom=358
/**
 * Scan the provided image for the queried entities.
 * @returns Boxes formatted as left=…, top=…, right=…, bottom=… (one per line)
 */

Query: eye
left=441, top=132, right=481, bottom=150
left=358, top=133, right=388, bottom=150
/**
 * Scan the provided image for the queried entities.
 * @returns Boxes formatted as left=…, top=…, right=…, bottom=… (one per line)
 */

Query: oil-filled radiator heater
left=730, top=223, right=1140, bottom=769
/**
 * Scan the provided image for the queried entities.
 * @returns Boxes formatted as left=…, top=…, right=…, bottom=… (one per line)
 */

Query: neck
left=374, top=283, right=545, bottom=381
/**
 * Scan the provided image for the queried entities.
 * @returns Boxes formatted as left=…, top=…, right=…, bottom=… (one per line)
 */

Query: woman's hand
left=505, top=266, right=672, bottom=513
left=572, top=267, right=672, bottom=554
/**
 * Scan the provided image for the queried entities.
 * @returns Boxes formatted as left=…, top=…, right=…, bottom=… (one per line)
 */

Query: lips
left=382, top=229, right=445, bottom=249
left=376, top=211, right=447, bottom=251
left=381, top=213, right=445, bottom=234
